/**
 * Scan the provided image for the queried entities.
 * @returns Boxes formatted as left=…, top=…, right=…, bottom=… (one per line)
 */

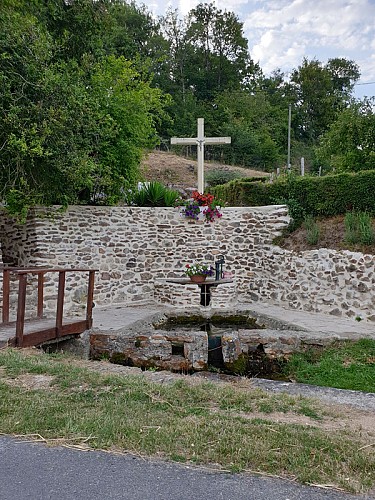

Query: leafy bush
left=205, top=169, right=242, bottom=187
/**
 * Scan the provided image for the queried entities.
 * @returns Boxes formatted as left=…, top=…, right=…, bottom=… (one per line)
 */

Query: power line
left=355, top=81, right=375, bottom=86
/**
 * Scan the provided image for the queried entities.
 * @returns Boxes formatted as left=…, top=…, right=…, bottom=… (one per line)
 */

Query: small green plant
left=303, top=215, right=320, bottom=245
left=344, top=211, right=375, bottom=246
left=205, top=169, right=242, bottom=187
left=274, top=197, right=306, bottom=232
left=344, top=210, right=358, bottom=244
left=126, top=182, right=180, bottom=207
left=358, top=212, right=375, bottom=245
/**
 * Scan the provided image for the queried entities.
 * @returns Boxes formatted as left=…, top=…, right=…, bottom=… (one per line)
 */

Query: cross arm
left=204, top=137, right=231, bottom=145
left=171, top=137, right=198, bottom=145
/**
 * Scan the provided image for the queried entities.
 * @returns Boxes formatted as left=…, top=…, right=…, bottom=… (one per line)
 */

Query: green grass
left=283, top=339, right=375, bottom=392
left=0, top=348, right=374, bottom=493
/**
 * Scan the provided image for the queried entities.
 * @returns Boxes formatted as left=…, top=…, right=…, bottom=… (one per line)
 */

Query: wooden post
left=86, top=270, right=95, bottom=329
left=37, top=272, right=44, bottom=319
left=2, top=269, right=10, bottom=323
left=15, top=273, right=27, bottom=347
left=55, top=271, right=66, bottom=338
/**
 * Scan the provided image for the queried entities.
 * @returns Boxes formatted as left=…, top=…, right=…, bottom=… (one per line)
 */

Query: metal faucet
left=215, top=255, right=225, bottom=281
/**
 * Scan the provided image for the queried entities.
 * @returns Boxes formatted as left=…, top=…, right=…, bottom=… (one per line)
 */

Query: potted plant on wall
left=184, top=263, right=214, bottom=283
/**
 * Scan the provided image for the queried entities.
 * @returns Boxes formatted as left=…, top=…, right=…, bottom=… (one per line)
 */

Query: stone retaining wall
left=1, top=205, right=374, bottom=322
left=249, top=247, right=375, bottom=321
left=0, top=205, right=287, bottom=316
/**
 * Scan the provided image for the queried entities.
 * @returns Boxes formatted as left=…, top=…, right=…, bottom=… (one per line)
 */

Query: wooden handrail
left=2, top=269, right=10, bottom=323
left=1, top=267, right=97, bottom=347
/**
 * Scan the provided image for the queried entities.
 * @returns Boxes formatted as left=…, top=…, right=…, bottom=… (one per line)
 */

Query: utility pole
left=287, top=104, right=291, bottom=171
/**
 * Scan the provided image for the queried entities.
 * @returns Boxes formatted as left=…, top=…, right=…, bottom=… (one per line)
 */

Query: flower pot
left=190, top=275, right=207, bottom=283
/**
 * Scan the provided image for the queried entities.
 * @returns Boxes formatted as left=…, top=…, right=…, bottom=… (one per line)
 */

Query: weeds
left=205, top=169, right=242, bottom=187
left=303, top=215, right=320, bottom=245
left=344, top=211, right=375, bottom=246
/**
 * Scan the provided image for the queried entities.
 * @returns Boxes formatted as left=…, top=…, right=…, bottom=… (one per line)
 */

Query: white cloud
left=243, top=0, right=375, bottom=79
left=142, top=0, right=375, bottom=96
left=178, top=0, right=198, bottom=15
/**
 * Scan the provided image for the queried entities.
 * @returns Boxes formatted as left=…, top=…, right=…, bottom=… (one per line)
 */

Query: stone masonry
left=0, top=205, right=374, bottom=322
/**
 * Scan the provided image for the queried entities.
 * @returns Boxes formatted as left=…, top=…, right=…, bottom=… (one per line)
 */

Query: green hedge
left=211, top=170, right=375, bottom=216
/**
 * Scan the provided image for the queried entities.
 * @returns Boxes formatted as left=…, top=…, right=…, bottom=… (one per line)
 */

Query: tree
left=315, top=99, right=375, bottom=172
left=159, top=8, right=190, bottom=98
left=0, top=5, right=167, bottom=214
left=290, top=57, right=360, bottom=144
left=211, top=90, right=284, bottom=170
left=185, top=3, right=259, bottom=99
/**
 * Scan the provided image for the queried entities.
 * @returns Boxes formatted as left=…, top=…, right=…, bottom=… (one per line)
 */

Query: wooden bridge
left=0, top=267, right=96, bottom=348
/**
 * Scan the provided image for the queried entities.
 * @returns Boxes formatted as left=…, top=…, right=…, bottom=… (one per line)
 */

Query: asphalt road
left=1, top=436, right=373, bottom=500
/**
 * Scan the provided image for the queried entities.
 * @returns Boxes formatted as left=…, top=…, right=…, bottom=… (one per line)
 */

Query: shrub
left=358, top=212, right=375, bottom=245
left=273, top=196, right=306, bottom=231
left=344, top=211, right=359, bottom=244
left=211, top=170, right=375, bottom=217
left=205, top=169, right=242, bottom=187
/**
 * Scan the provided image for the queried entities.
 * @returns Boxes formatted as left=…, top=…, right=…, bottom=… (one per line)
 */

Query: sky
left=142, top=0, right=375, bottom=100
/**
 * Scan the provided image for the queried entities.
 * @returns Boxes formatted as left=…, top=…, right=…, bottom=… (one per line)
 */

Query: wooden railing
left=1, top=267, right=97, bottom=347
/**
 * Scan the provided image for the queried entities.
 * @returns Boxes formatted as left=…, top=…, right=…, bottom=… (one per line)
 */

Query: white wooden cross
left=171, top=118, right=231, bottom=193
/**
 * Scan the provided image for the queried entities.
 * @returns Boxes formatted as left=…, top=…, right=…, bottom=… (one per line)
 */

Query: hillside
left=140, top=151, right=269, bottom=190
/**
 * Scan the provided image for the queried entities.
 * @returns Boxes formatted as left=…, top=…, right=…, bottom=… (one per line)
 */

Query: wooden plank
left=14, top=268, right=99, bottom=274
left=7, top=320, right=88, bottom=348
left=14, top=327, right=57, bottom=347
left=170, top=137, right=197, bottom=145
left=204, top=137, right=231, bottom=144
left=61, top=320, right=87, bottom=335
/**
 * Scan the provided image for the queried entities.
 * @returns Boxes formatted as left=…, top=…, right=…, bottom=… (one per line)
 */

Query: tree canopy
left=0, top=0, right=373, bottom=217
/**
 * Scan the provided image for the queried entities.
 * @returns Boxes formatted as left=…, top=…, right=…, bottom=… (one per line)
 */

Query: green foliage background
left=0, top=0, right=374, bottom=217
left=212, top=170, right=375, bottom=217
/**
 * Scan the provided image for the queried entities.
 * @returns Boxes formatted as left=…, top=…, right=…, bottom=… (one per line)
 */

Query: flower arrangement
left=184, top=263, right=214, bottom=277
left=178, top=191, right=223, bottom=223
